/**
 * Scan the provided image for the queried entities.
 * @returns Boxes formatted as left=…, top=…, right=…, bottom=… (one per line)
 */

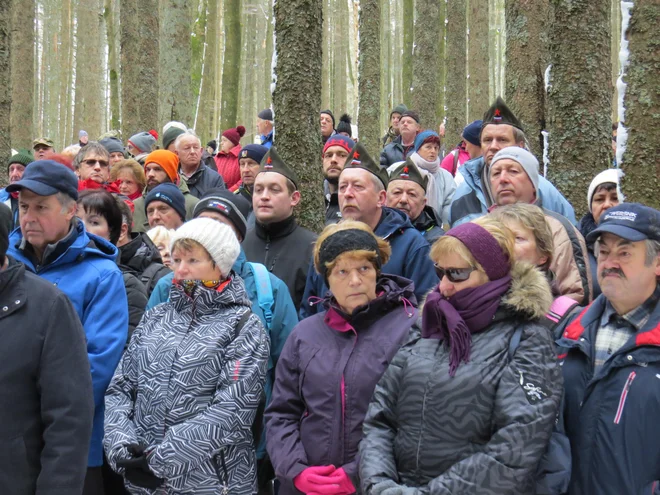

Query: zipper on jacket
left=613, top=371, right=636, bottom=424
left=264, top=238, right=270, bottom=270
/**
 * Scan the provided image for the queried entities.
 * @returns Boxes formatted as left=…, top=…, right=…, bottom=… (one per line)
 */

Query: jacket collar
left=119, top=232, right=163, bottom=267
left=255, top=214, right=297, bottom=240
left=374, top=207, right=414, bottom=240
left=413, top=205, right=441, bottom=232
left=170, top=271, right=252, bottom=316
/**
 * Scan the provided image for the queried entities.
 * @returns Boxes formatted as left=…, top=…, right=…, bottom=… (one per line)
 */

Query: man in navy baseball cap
left=587, top=202, right=660, bottom=243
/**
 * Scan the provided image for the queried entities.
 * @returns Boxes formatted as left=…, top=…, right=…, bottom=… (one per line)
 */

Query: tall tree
left=120, top=0, right=159, bottom=138
left=547, top=0, right=611, bottom=216
left=411, top=0, right=440, bottom=129
left=619, top=1, right=660, bottom=208
left=159, top=0, right=193, bottom=127
left=73, top=0, right=104, bottom=140
left=401, top=0, right=413, bottom=107
left=436, top=0, right=447, bottom=125
left=10, top=0, right=34, bottom=150
left=358, top=0, right=380, bottom=156
left=445, top=0, right=467, bottom=150
left=195, top=0, right=218, bottom=141
left=505, top=0, right=549, bottom=159
left=0, top=0, right=10, bottom=176
left=273, top=0, right=324, bottom=232
left=379, top=0, right=391, bottom=131
left=220, top=0, right=241, bottom=131
left=103, top=0, right=120, bottom=131
left=467, top=0, right=489, bottom=121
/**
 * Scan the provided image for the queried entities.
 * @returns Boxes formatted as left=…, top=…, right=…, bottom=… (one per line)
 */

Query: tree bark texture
left=436, top=0, right=446, bottom=125
left=547, top=0, right=611, bottom=217
left=505, top=0, right=549, bottom=160
left=358, top=0, right=381, bottom=156
left=0, top=0, right=11, bottom=180
left=159, top=0, right=193, bottom=127
left=411, top=0, right=440, bottom=129
left=445, top=0, right=467, bottom=150
left=467, top=0, right=489, bottom=121
left=220, top=0, right=241, bottom=132
left=273, top=0, right=325, bottom=233
left=196, top=0, right=218, bottom=141
left=10, top=0, right=34, bottom=150
left=401, top=0, right=413, bottom=107
left=380, top=0, right=391, bottom=132
left=104, top=0, right=120, bottom=131
left=620, top=1, right=660, bottom=208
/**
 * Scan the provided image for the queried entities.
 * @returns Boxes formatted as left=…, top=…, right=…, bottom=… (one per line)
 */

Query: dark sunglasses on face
left=83, top=159, right=109, bottom=167
left=434, top=264, right=477, bottom=283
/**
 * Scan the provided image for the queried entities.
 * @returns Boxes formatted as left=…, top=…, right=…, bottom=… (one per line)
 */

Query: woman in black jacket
left=359, top=216, right=563, bottom=495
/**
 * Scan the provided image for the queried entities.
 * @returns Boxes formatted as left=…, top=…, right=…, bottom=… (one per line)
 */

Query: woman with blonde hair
left=360, top=216, right=563, bottom=494
left=110, top=159, right=147, bottom=200
left=266, top=220, right=419, bottom=495
left=146, top=225, right=175, bottom=268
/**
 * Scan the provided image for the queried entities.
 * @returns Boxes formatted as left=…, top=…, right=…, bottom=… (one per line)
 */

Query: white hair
left=174, top=131, right=201, bottom=150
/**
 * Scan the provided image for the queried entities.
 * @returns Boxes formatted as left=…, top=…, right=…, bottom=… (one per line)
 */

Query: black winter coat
left=360, top=263, right=562, bottom=494
left=380, top=136, right=414, bottom=168
left=0, top=258, right=94, bottom=494
left=184, top=164, right=226, bottom=199
left=120, top=268, right=148, bottom=345
left=413, top=205, right=444, bottom=245
left=119, top=232, right=171, bottom=295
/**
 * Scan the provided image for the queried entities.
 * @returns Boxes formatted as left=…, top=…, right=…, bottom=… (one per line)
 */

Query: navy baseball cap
left=6, top=160, right=79, bottom=200
left=587, top=203, right=660, bottom=243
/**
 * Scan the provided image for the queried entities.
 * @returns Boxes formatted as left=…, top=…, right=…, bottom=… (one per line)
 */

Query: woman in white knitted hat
left=104, top=217, right=270, bottom=494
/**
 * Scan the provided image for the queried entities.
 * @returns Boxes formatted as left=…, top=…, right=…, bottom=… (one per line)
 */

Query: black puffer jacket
left=119, top=232, right=171, bottom=295
left=120, top=269, right=148, bottom=345
left=360, top=263, right=562, bottom=495
left=578, top=212, right=600, bottom=299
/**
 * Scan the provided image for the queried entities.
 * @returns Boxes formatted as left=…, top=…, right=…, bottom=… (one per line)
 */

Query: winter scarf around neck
left=422, top=276, right=512, bottom=376
left=410, top=152, right=441, bottom=211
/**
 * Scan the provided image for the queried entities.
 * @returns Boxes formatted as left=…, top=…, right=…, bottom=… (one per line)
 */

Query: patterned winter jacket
left=104, top=274, right=270, bottom=494
left=360, top=263, right=563, bottom=494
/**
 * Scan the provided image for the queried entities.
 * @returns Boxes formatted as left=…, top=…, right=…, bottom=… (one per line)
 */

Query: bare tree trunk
left=10, top=0, right=34, bottom=150
left=547, top=0, right=611, bottom=217
left=619, top=1, right=660, bottom=208
left=401, top=0, right=413, bottom=107
left=0, top=0, right=11, bottom=178
left=192, top=0, right=207, bottom=121
left=273, top=0, right=324, bottom=232
left=411, top=0, right=440, bottom=129
left=196, top=0, right=218, bottom=141
left=467, top=0, right=489, bottom=121
left=220, top=0, right=241, bottom=131
left=610, top=0, right=620, bottom=122
left=104, top=0, right=121, bottom=131
left=358, top=0, right=380, bottom=155
left=379, top=0, right=391, bottom=133
left=505, top=0, right=549, bottom=159
left=445, top=0, right=467, bottom=150
left=436, top=0, right=446, bottom=125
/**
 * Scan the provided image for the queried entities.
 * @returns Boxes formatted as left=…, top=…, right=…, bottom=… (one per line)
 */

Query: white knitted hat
left=169, top=218, right=240, bottom=277
left=587, top=169, right=625, bottom=213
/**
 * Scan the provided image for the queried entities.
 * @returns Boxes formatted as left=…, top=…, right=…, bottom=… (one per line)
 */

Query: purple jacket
left=265, top=274, right=420, bottom=494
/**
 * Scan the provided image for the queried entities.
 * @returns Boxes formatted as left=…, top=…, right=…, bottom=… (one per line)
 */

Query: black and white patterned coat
left=104, top=274, right=269, bottom=494
left=359, top=263, right=563, bottom=494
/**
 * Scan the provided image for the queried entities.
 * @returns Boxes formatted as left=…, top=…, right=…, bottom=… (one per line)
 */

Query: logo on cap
left=605, top=210, right=637, bottom=223
left=400, top=166, right=410, bottom=179
left=208, top=200, right=229, bottom=213
left=264, top=156, right=273, bottom=169
left=154, top=192, right=173, bottom=204
left=241, top=150, right=248, bottom=158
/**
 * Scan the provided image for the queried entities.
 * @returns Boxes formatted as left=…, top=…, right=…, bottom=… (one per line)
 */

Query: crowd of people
left=1, top=95, right=658, bottom=495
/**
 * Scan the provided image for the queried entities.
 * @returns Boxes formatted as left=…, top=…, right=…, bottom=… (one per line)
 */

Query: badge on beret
left=400, top=166, right=410, bottom=179
left=264, top=156, right=273, bottom=169
left=241, top=150, right=248, bottom=158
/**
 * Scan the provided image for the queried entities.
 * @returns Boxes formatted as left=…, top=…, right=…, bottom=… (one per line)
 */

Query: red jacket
left=214, top=145, right=242, bottom=191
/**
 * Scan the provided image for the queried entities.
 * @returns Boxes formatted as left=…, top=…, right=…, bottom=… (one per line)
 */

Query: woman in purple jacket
left=265, top=220, right=419, bottom=495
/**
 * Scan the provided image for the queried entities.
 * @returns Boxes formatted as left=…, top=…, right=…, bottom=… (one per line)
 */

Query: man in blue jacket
left=556, top=203, right=660, bottom=494
left=300, top=142, right=438, bottom=319
left=7, top=160, right=128, bottom=493
left=449, top=97, right=575, bottom=227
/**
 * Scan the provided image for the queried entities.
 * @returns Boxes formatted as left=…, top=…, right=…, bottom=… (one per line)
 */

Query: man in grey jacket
left=0, top=218, right=94, bottom=494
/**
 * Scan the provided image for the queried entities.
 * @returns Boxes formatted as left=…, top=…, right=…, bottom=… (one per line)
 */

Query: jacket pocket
left=0, top=435, right=31, bottom=489
left=614, top=371, right=636, bottom=425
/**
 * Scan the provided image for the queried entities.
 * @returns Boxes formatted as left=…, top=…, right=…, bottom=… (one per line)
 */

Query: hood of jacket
left=414, top=205, right=442, bottom=232
left=119, top=232, right=163, bottom=270
left=375, top=206, right=416, bottom=239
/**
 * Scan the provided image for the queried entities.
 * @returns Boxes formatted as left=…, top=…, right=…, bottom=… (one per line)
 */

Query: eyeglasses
left=83, top=159, right=109, bottom=167
left=434, top=264, right=477, bottom=283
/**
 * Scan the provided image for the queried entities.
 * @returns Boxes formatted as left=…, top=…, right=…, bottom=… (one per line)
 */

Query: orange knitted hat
left=144, top=150, right=179, bottom=183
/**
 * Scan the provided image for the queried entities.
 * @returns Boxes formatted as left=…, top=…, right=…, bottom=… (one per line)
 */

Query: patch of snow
left=616, top=1, right=634, bottom=166
left=270, top=1, right=277, bottom=96
left=544, top=65, right=552, bottom=93
left=542, top=130, right=550, bottom=177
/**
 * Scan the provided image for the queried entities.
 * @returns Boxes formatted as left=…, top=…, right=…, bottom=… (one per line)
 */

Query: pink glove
left=331, top=468, right=356, bottom=495
left=294, top=465, right=343, bottom=494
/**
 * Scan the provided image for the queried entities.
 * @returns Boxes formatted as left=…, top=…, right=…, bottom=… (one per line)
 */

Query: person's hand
left=293, top=465, right=343, bottom=494
left=117, top=446, right=164, bottom=489
left=330, top=467, right=356, bottom=495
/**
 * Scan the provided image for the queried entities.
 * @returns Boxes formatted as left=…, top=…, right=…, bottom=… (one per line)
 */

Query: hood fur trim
left=502, top=262, right=553, bottom=320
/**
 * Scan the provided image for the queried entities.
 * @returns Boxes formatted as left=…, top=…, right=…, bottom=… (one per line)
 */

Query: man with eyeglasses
left=174, top=131, right=225, bottom=199
left=322, top=134, right=354, bottom=225
left=75, top=142, right=116, bottom=192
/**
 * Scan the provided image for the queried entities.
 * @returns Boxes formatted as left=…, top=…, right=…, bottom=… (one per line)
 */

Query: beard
left=325, top=175, right=339, bottom=186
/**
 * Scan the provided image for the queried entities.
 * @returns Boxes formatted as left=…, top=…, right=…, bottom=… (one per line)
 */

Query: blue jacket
left=260, top=131, right=274, bottom=149
left=556, top=291, right=660, bottom=494
left=449, top=156, right=577, bottom=227
left=0, top=188, right=19, bottom=230
left=299, top=207, right=438, bottom=319
left=8, top=220, right=128, bottom=467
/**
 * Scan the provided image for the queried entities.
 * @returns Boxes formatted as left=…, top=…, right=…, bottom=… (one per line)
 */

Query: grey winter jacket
left=183, top=163, right=226, bottom=199
left=266, top=275, right=419, bottom=495
left=104, top=274, right=270, bottom=494
left=360, top=263, right=563, bottom=495
left=380, top=136, right=415, bottom=169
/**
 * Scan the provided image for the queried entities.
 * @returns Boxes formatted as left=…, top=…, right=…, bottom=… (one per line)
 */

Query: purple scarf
left=422, top=275, right=512, bottom=376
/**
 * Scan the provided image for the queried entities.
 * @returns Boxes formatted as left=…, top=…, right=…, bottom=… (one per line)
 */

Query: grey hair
left=73, top=142, right=110, bottom=170
left=56, top=192, right=77, bottom=212
left=370, top=174, right=385, bottom=193
left=174, top=131, right=201, bottom=149
left=646, top=239, right=660, bottom=266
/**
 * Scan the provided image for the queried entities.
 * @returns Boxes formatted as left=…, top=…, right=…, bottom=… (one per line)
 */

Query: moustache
left=601, top=268, right=626, bottom=279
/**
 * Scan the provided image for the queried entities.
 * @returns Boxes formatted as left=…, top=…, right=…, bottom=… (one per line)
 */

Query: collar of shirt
left=600, top=283, right=660, bottom=331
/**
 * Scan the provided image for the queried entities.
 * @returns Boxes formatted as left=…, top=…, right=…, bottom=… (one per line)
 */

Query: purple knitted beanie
left=446, top=222, right=510, bottom=280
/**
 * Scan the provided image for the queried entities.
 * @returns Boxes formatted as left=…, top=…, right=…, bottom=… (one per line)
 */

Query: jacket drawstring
left=401, top=296, right=414, bottom=318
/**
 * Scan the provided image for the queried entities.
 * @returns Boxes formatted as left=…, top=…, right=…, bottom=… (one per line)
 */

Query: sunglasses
left=83, top=158, right=109, bottom=167
left=434, top=264, right=477, bottom=283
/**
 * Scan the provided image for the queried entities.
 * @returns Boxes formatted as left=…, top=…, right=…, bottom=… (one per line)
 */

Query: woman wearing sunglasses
left=360, top=216, right=563, bottom=494
left=104, top=217, right=269, bottom=494
left=266, top=220, right=419, bottom=495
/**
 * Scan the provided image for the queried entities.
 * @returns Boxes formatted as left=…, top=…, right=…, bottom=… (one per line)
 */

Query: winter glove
left=294, top=465, right=343, bottom=494
left=330, top=467, right=356, bottom=495
left=117, top=445, right=164, bottom=489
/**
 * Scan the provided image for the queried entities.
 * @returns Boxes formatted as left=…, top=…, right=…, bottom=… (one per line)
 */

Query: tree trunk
left=445, top=0, right=467, bottom=150
left=358, top=0, right=380, bottom=156
left=467, top=0, right=489, bottom=121
left=192, top=0, right=207, bottom=117
left=196, top=0, right=218, bottom=141
left=0, top=0, right=11, bottom=178
left=159, top=0, right=193, bottom=127
left=220, top=0, right=241, bottom=131
left=103, top=0, right=121, bottom=131
left=619, top=1, right=660, bottom=208
left=264, top=0, right=274, bottom=107
left=436, top=0, right=446, bottom=126
left=401, top=0, right=413, bottom=107
left=610, top=0, right=620, bottom=122
left=273, top=0, right=324, bottom=233
left=379, top=0, right=391, bottom=133
left=411, top=0, right=440, bottom=129
left=10, top=0, right=34, bottom=150
left=547, top=0, right=611, bottom=217
left=505, top=0, right=549, bottom=160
